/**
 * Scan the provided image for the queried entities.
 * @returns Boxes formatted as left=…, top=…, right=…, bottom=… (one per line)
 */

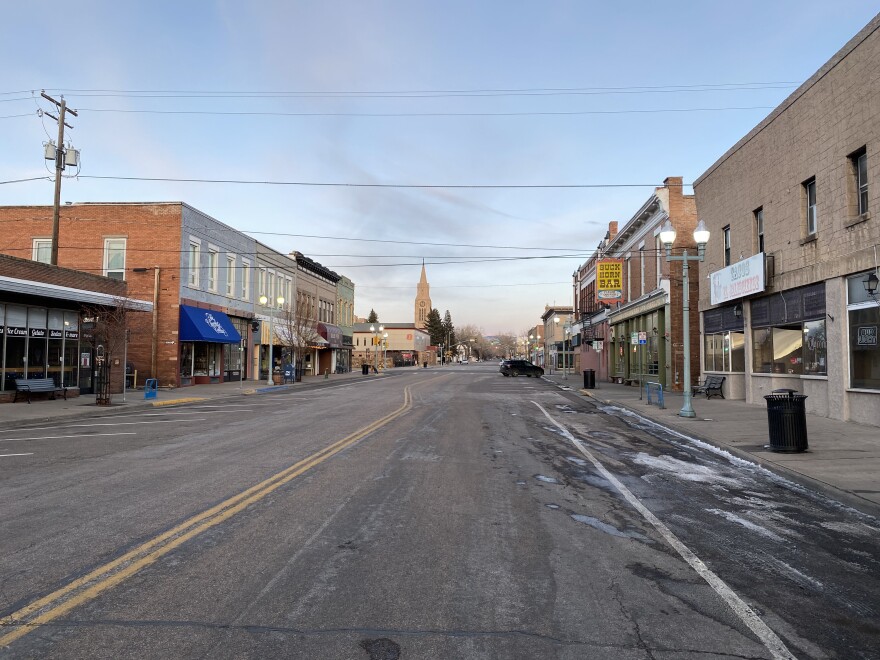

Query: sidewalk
left=542, top=373, right=880, bottom=518
left=0, top=369, right=383, bottom=429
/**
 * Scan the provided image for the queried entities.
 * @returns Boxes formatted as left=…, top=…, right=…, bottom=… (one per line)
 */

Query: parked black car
left=500, top=359, right=544, bottom=377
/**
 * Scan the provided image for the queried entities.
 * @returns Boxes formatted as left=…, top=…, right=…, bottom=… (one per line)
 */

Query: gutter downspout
left=151, top=267, right=160, bottom=379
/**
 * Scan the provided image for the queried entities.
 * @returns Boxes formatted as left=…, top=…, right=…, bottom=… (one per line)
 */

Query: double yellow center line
left=0, top=386, right=412, bottom=647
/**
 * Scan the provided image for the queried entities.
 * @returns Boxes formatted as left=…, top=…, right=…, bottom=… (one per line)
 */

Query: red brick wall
left=0, top=204, right=184, bottom=387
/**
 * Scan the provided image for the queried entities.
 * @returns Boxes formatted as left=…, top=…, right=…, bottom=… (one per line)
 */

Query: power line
left=71, top=105, right=775, bottom=118
left=31, top=81, right=801, bottom=97
left=77, top=174, right=689, bottom=190
left=0, top=176, right=51, bottom=185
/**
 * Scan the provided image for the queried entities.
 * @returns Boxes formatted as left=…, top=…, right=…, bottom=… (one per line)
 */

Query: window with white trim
left=852, top=148, right=868, bottom=216
left=755, top=208, right=764, bottom=254
left=226, top=254, right=236, bottom=296
left=847, top=271, right=880, bottom=389
left=32, top=239, right=52, bottom=264
left=207, top=247, right=219, bottom=292
left=723, top=226, right=731, bottom=266
left=103, top=238, right=127, bottom=280
left=188, top=240, right=201, bottom=287
left=241, top=259, right=251, bottom=300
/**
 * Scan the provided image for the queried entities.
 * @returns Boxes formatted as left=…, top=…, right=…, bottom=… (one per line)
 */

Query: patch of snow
left=535, top=475, right=559, bottom=484
left=632, top=453, right=743, bottom=487
left=705, top=508, right=785, bottom=542
left=566, top=456, right=587, bottom=466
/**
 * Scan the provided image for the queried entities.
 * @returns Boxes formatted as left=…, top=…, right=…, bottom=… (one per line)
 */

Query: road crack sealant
left=532, top=400, right=798, bottom=660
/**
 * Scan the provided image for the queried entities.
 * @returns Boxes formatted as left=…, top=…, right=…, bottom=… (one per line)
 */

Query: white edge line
left=532, top=401, right=796, bottom=660
left=0, top=453, right=34, bottom=457
left=1, top=433, right=137, bottom=442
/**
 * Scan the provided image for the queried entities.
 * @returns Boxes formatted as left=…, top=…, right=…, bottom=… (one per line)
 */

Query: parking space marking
left=0, top=433, right=137, bottom=443
left=0, top=419, right=206, bottom=434
left=0, top=453, right=34, bottom=458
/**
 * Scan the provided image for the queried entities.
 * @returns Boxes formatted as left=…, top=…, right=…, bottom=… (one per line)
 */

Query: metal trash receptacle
left=362, top=363, right=369, bottom=375
left=583, top=369, right=596, bottom=389
left=764, top=388, right=808, bottom=452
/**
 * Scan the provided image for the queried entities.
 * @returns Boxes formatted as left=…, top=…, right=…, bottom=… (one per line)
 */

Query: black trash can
left=423, top=361, right=428, bottom=368
left=583, top=369, right=596, bottom=389
left=764, top=389, right=808, bottom=452
left=362, top=363, right=369, bottom=375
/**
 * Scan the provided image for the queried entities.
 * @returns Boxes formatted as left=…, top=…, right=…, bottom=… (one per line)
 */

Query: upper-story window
left=723, top=226, right=731, bottom=266
left=207, top=247, right=219, bottom=292
left=226, top=254, right=236, bottom=296
left=32, top=238, right=52, bottom=264
left=754, top=207, right=764, bottom=254
left=241, top=259, right=251, bottom=300
left=188, top=240, right=201, bottom=287
left=104, top=238, right=126, bottom=280
left=258, top=268, right=267, bottom=297
left=804, top=177, right=817, bottom=236
left=852, top=148, right=868, bottom=216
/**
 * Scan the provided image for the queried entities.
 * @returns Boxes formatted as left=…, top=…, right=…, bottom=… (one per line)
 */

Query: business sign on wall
left=596, top=259, right=624, bottom=304
left=710, top=252, right=765, bottom=306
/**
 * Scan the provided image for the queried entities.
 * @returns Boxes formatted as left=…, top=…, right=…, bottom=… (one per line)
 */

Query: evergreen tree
left=442, top=310, right=456, bottom=348
left=367, top=308, right=378, bottom=323
left=424, top=308, right=444, bottom=346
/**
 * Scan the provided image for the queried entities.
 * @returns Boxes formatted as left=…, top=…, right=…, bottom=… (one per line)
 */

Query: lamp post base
left=678, top=407, right=696, bottom=418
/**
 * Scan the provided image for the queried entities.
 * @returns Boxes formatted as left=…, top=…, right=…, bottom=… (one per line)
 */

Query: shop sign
left=596, top=260, right=624, bottom=304
left=631, top=332, right=638, bottom=345
left=595, top=340, right=604, bottom=351
left=65, top=330, right=79, bottom=339
left=0, top=325, right=3, bottom=336
left=29, top=328, right=47, bottom=338
left=857, top=326, right=877, bottom=346
left=6, top=326, right=27, bottom=337
left=49, top=329, right=63, bottom=339
left=710, top=253, right=765, bottom=305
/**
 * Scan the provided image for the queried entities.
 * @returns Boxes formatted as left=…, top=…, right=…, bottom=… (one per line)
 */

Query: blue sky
left=2, top=2, right=877, bottom=334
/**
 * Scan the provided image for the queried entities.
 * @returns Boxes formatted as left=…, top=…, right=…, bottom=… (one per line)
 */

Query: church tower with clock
left=414, top=261, right=432, bottom=329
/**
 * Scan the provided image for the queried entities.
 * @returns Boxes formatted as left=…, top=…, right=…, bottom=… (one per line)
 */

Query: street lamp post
left=383, top=331, right=388, bottom=368
left=259, top=294, right=285, bottom=385
left=370, top=324, right=384, bottom=372
left=660, top=219, right=710, bottom=418
left=563, top=324, right=570, bottom=380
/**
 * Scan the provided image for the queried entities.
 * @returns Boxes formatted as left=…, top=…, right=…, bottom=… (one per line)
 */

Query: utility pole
left=41, top=91, right=79, bottom=266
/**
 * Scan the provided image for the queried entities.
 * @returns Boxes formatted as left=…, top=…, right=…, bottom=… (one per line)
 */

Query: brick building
left=352, top=323, right=430, bottom=370
left=0, top=253, right=150, bottom=402
left=693, top=15, right=880, bottom=426
left=0, top=202, right=300, bottom=388
left=582, top=177, right=699, bottom=391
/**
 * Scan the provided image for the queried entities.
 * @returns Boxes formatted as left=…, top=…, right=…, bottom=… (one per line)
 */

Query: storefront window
left=848, top=272, right=880, bottom=389
left=803, top=319, right=827, bottom=376
left=181, top=343, right=194, bottom=377
left=772, top=326, right=803, bottom=375
left=705, top=331, right=745, bottom=372
left=752, top=327, right=773, bottom=373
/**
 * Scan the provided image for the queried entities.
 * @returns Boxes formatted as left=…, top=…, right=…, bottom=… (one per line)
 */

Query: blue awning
left=178, top=305, right=242, bottom=343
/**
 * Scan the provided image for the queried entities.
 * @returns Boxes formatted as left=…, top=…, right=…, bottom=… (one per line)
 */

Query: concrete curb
left=150, top=397, right=208, bottom=407
left=571, top=387, right=880, bottom=519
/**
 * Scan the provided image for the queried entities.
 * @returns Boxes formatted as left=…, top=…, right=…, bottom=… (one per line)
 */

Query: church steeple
left=414, top=260, right=432, bottom=329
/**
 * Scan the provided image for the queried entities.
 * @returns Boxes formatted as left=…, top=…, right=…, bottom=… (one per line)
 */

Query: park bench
left=13, top=378, right=67, bottom=404
left=692, top=374, right=726, bottom=399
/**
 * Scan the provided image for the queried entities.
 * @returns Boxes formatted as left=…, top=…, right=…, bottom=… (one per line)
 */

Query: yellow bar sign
left=596, top=259, right=624, bottom=304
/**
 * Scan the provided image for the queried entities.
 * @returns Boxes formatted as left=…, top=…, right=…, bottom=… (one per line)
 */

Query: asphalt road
left=0, top=364, right=877, bottom=659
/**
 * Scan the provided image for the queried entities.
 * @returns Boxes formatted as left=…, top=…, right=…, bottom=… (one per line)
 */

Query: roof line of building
left=694, top=12, right=880, bottom=187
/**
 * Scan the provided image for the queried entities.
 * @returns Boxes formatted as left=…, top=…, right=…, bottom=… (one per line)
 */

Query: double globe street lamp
left=659, top=219, right=710, bottom=418
left=369, top=324, right=384, bottom=372
left=259, top=294, right=285, bottom=385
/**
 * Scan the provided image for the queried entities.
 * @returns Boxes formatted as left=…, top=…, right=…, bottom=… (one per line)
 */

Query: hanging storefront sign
left=710, top=253, right=765, bottom=305
left=596, top=260, right=624, bottom=304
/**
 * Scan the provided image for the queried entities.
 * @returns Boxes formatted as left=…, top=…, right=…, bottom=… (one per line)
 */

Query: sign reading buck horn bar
left=710, top=252, right=765, bottom=306
left=596, top=259, right=624, bottom=304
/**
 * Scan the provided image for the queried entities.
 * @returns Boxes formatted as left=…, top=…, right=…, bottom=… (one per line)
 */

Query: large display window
left=847, top=272, right=880, bottom=390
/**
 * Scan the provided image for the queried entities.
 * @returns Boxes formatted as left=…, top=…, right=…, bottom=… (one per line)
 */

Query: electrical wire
left=76, top=174, right=687, bottom=190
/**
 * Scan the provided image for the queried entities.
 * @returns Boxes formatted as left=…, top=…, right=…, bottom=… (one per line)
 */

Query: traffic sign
left=638, top=331, right=647, bottom=345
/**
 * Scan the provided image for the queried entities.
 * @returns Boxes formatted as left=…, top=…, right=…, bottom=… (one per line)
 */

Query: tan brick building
left=694, top=14, right=880, bottom=426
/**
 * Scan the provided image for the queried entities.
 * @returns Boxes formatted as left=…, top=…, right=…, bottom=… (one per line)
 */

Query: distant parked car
left=500, top=359, right=544, bottom=377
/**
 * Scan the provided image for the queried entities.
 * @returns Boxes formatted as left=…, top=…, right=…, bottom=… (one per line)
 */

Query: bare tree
left=81, top=297, right=149, bottom=403
left=274, top=303, right=322, bottom=379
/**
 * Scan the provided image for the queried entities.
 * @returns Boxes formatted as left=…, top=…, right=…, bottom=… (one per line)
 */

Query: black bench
left=692, top=375, right=725, bottom=399
left=13, top=378, right=68, bottom=404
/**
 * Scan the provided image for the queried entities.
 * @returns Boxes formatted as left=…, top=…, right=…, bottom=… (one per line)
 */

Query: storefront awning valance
left=317, top=323, right=343, bottom=348
left=179, top=305, right=241, bottom=343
